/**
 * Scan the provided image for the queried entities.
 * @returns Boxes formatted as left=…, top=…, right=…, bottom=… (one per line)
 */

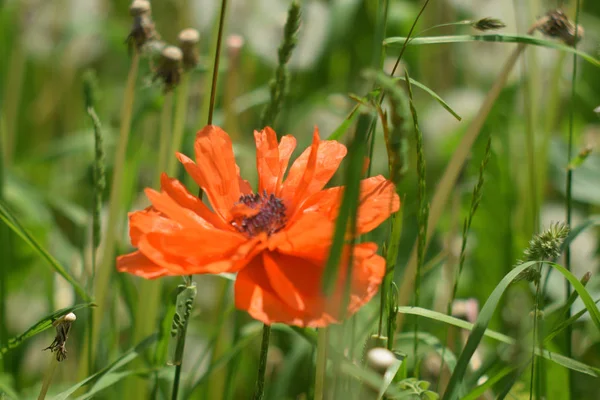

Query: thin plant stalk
left=396, top=24, right=538, bottom=332
left=174, top=0, right=229, bottom=396
left=565, top=1, right=581, bottom=369
left=253, top=324, right=272, bottom=400
left=90, top=49, right=140, bottom=371
left=314, top=328, right=328, bottom=400
left=37, top=356, right=58, bottom=400
left=206, top=0, right=229, bottom=125
left=167, top=74, right=192, bottom=176
left=529, top=268, right=543, bottom=400
left=126, top=92, right=174, bottom=399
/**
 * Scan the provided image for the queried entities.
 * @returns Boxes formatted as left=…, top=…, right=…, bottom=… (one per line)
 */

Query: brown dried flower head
left=153, top=46, right=183, bottom=92
left=536, top=9, right=584, bottom=47
left=472, top=17, right=506, bottom=31
left=43, top=312, right=76, bottom=362
left=178, top=28, right=200, bottom=70
left=127, top=0, right=159, bottom=52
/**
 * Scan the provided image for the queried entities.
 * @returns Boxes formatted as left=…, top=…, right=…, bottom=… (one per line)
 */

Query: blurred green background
left=1, top=0, right=599, bottom=398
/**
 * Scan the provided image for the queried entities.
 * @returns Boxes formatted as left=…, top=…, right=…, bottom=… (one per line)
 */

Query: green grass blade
left=50, top=334, right=157, bottom=400
left=397, top=305, right=599, bottom=378
left=186, top=326, right=262, bottom=396
left=461, top=365, right=517, bottom=400
left=0, top=200, right=90, bottom=301
left=322, top=111, right=374, bottom=295
left=383, top=35, right=600, bottom=68
left=547, top=262, right=600, bottom=334
left=327, top=104, right=360, bottom=141
left=562, top=215, right=600, bottom=251
left=393, top=76, right=461, bottom=121
left=544, top=297, right=600, bottom=344
left=0, top=303, right=95, bottom=356
left=440, top=260, right=590, bottom=400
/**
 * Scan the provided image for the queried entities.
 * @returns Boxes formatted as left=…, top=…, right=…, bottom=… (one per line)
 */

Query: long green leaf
left=322, top=111, right=374, bottom=295
left=50, top=335, right=157, bottom=400
left=393, top=76, right=461, bottom=121
left=0, top=200, right=90, bottom=301
left=383, top=34, right=600, bottom=68
left=0, top=303, right=95, bottom=357
left=327, top=104, right=360, bottom=140
left=461, top=365, right=518, bottom=400
left=440, top=260, right=597, bottom=400
left=397, top=306, right=599, bottom=378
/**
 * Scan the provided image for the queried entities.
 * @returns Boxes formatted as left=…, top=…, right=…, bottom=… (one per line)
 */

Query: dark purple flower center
left=231, top=191, right=287, bottom=237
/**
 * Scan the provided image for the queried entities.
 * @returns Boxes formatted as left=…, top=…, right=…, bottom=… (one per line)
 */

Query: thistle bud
left=127, top=0, right=159, bottom=52
left=536, top=9, right=584, bottom=47
left=178, top=28, right=200, bottom=70
left=153, top=46, right=183, bottom=92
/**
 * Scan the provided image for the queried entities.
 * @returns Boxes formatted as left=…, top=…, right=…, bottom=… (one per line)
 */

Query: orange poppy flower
left=117, top=125, right=400, bottom=327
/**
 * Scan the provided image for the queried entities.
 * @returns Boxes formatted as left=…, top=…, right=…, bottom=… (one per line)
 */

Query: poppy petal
left=193, top=125, right=242, bottom=216
left=254, top=127, right=280, bottom=194
left=128, top=208, right=179, bottom=247
left=276, top=135, right=296, bottom=192
left=269, top=212, right=334, bottom=262
left=159, top=173, right=230, bottom=230
left=263, top=251, right=308, bottom=311
left=116, top=251, right=175, bottom=279
left=145, top=188, right=217, bottom=231
left=281, top=127, right=347, bottom=211
left=234, top=256, right=306, bottom=326
left=300, top=175, right=400, bottom=235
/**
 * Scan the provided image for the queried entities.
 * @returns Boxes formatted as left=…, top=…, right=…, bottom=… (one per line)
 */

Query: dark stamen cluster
left=233, top=191, right=287, bottom=237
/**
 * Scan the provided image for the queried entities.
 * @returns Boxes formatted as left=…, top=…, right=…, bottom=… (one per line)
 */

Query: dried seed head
left=44, top=312, right=77, bottom=362
left=178, top=28, right=200, bottom=70
left=153, top=46, right=183, bottom=92
left=536, top=9, right=584, bottom=46
left=472, top=17, right=506, bottom=31
left=366, top=347, right=397, bottom=375
left=127, top=0, right=159, bottom=52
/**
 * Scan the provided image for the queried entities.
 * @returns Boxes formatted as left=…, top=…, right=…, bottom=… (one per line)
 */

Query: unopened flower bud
left=178, top=28, right=200, bottom=70
left=127, top=0, right=159, bottom=52
left=154, top=46, right=183, bottom=91
left=366, top=347, right=396, bottom=375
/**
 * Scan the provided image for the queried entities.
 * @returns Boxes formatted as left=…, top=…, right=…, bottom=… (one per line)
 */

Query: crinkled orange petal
left=301, top=175, right=400, bottom=235
left=193, top=125, right=242, bottom=216
left=234, top=255, right=330, bottom=327
left=254, top=127, right=280, bottom=194
left=145, top=188, right=217, bottom=231
left=268, top=212, right=334, bottom=262
left=128, top=208, right=179, bottom=247
left=116, top=251, right=176, bottom=279
left=281, top=127, right=347, bottom=212
left=263, top=251, right=308, bottom=311
left=175, top=126, right=245, bottom=221
left=159, top=173, right=230, bottom=230
left=276, top=135, right=296, bottom=193
left=136, top=235, right=192, bottom=275
left=234, top=244, right=384, bottom=327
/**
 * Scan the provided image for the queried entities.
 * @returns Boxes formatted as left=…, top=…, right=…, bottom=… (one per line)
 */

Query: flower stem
left=37, top=355, right=58, bottom=400
left=167, top=74, right=192, bottom=176
left=206, top=0, right=229, bottom=126
left=253, top=324, right=272, bottom=400
left=172, top=362, right=183, bottom=400
left=90, top=49, right=140, bottom=370
left=565, top=1, right=581, bottom=370
left=314, top=328, right=328, bottom=400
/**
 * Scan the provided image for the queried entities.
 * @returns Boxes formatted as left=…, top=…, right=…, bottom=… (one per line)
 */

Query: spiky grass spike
left=259, top=1, right=301, bottom=128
